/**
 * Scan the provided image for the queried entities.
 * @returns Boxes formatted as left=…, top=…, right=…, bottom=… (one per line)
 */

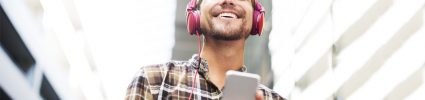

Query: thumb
left=256, top=90, right=264, bottom=100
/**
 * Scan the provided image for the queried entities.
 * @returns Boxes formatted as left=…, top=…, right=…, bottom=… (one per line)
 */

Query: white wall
left=270, top=0, right=425, bottom=99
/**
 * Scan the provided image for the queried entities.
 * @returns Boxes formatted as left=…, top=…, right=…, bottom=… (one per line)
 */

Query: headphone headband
left=187, top=0, right=197, bottom=11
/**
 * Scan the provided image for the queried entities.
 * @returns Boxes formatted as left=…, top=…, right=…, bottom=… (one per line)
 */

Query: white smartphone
left=222, top=70, right=260, bottom=100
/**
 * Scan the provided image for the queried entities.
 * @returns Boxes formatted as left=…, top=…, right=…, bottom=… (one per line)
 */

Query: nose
left=220, top=0, right=235, bottom=8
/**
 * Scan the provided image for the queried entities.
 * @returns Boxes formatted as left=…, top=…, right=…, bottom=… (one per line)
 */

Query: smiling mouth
left=218, top=13, right=237, bottom=19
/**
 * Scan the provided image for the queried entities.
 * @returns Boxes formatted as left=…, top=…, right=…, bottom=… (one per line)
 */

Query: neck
left=200, top=37, right=246, bottom=89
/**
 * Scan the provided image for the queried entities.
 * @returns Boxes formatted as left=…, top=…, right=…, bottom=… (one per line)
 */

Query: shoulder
left=126, top=60, right=192, bottom=97
left=137, top=60, right=190, bottom=74
left=258, top=84, right=287, bottom=100
left=131, top=60, right=191, bottom=85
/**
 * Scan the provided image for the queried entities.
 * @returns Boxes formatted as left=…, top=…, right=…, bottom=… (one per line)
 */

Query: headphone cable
left=189, top=31, right=202, bottom=100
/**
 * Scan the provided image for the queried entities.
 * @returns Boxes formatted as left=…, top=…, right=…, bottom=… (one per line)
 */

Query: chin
left=204, top=17, right=250, bottom=40
left=208, top=24, right=248, bottom=40
left=212, top=19, right=242, bottom=33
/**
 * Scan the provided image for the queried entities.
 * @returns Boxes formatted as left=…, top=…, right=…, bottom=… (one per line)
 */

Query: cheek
left=241, top=4, right=254, bottom=25
left=199, top=9, right=210, bottom=30
left=245, top=11, right=254, bottom=28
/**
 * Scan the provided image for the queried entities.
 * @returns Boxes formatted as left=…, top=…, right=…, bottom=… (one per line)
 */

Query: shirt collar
left=188, top=54, right=247, bottom=74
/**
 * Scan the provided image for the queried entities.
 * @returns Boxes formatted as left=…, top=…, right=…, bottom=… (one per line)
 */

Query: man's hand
left=256, top=90, right=264, bottom=100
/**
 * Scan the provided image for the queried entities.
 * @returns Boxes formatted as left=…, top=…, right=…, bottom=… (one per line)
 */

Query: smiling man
left=125, top=0, right=285, bottom=100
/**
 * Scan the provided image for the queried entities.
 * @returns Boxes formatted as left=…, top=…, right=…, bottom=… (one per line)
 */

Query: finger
left=256, top=90, right=264, bottom=100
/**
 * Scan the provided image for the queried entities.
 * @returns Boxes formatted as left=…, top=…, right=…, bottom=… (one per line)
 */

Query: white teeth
left=218, top=13, right=237, bottom=18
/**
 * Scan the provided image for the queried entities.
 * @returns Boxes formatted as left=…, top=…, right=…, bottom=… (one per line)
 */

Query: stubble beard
left=205, top=18, right=250, bottom=41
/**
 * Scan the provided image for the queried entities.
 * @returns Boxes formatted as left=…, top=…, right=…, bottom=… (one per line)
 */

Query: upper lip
left=212, top=10, right=241, bottom=18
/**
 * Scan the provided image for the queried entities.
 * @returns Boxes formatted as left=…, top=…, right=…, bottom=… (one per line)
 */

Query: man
left=126, top=0, right=285, bottom=100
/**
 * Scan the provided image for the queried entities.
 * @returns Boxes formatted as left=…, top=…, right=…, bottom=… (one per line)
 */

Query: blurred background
left=1, top=0, right=425, bottom=100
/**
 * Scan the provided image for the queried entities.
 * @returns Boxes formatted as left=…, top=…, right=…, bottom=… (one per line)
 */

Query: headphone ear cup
left=251, top=11, right=265, bottom=36
left=251, top=0, right=265, bottom=36
left=187, top=11, right=200, bottom=35
left=256, top=12, right=265, bottom=36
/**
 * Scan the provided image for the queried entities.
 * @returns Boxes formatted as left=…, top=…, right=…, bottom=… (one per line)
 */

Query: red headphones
left=186, top=0, right=266, bottom=36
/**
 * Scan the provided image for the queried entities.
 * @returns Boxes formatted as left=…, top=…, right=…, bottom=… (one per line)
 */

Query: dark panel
left=40, top=74, right=60, bottom=100
left=0, top=87, right=12, bottom=100
left=0, top=4, right=36, bottom=74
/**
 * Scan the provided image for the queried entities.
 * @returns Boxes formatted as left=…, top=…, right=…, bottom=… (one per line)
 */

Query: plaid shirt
left=126, top=54, right=285, bottom=100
